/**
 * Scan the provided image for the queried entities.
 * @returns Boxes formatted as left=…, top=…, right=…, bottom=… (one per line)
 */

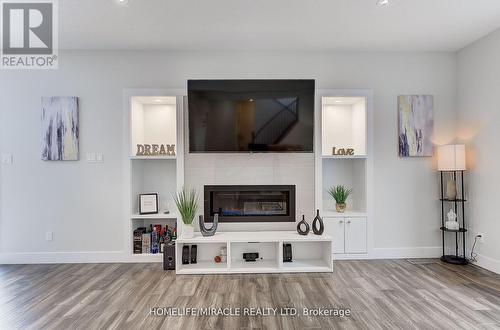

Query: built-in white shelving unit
left=124, top=90, right=185, bottom=262
left=315, top=90, right=373, bottom=259
left=176, top=232, right=333, bottom=274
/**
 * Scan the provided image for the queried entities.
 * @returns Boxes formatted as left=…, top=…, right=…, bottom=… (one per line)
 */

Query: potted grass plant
left=173, top=187, right=199, bottom=238
left=328, top=185, right=352, bottom=213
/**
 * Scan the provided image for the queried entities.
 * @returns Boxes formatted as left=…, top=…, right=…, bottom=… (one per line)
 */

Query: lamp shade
left=437, top=144, right=466, bottom=171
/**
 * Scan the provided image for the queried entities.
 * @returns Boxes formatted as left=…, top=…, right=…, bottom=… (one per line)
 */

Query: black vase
left=199, top=214, right=218, bottom=237
left=312, top=209, right=324, bottom=235
left=297, top=215, right=310, bottom=235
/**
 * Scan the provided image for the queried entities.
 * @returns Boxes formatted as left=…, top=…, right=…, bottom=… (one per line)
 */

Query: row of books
left=133, top=224, right=176, bottom=254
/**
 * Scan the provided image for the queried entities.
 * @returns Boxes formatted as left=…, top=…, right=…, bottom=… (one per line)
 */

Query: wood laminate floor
left=1, top=259, right=499, bottom=329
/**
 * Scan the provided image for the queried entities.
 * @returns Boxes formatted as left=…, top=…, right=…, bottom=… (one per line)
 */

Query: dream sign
left=136, top=144, right=176, bottom=156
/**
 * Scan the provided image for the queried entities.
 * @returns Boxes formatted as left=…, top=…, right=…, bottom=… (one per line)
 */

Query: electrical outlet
left=1, top=153, right=13, bottom=164
left=477, top=232, right=485, bottom=243
left=46, top=231, right=53, bottom=241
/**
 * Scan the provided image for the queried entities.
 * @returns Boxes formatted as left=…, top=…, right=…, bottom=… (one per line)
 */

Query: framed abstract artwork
left=41, top=97, right=79, bottom=161
left=398, top=95, right=434, bottom=157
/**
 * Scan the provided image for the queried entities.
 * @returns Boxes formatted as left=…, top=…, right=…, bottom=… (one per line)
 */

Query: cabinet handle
left=347, top=220, right=351, bottom=224
left=339, top=220, right=343, bottom=224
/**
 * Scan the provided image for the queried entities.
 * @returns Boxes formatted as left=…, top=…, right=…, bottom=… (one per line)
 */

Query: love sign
left=332, top=147, right=354, bottom=156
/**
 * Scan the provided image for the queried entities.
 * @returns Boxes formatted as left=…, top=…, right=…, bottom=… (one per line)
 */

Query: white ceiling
left=60, top=0, right=500, bottom=51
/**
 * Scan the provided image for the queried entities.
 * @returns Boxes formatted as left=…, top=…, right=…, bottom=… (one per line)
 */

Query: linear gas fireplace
left=204, top=185, right=296, bottom=223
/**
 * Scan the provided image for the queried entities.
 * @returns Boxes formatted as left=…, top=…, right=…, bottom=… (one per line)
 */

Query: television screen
left=188, top=79, right=315, bottom=153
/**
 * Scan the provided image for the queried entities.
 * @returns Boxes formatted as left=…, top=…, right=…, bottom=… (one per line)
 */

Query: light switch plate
left=46, top=231, right=53, bottom=241
left=86, top=153, right=96, bottom=162
left=87, top=152, right=104, bottom=163
left=1, top=153, right=13, bottom=164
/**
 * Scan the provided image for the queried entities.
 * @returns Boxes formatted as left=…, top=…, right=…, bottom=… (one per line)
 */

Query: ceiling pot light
left=115, top=0, right=129, bottom=5
left=377, top=0, right=389, bottom=6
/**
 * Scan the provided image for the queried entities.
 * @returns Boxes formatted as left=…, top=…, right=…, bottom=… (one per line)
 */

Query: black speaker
left=190, top=245, right=197, bottom=264
left=163, top=242, right=176, bottom=270
left=182, top=245, right=190, bottom=265
left=283, top=243, right=293, bottom=262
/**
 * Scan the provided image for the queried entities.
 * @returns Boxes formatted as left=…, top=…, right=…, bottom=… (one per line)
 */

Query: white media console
left=175, top=231, right=333, bottom=274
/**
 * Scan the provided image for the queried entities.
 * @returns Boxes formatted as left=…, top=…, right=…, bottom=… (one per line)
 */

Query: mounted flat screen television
left=188, top=79, right=315, bottom=153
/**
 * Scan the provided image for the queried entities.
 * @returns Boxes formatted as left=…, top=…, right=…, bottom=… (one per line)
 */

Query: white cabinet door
left=325, top=218, right=345, bottom=254
left=345, top=217, right=367, bottom=253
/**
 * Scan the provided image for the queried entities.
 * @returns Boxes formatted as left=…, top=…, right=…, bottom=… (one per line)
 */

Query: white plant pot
left=183, top=224, right=195, bottom=238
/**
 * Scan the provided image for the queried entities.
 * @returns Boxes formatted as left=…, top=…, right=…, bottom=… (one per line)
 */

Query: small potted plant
left=328, top=185, right=352, bottom=213
left=173, top=187, right=198, bottom=238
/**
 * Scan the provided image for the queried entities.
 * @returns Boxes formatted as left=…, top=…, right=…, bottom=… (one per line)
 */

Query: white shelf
left=177, top=259, right=331, bottom=274
left=131, top=213, right=178, bottom=220
left=130, top=156, right=177, bottom=160
left=322, top=155, right=366, bottom=159
left=322, top=210, right=367, bottom=218
left=231, top=260, right=279, bottom=272
left=176, top=231, right=332, bottom=244
left=176, top=231, right=333, bottom=274
left=281, top=259, right=331, bottom=272
left=177, top=261, right=228, bottom=274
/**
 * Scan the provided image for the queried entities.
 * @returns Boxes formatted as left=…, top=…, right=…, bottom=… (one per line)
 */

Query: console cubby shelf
left=175, top=231, right=333, bottom=274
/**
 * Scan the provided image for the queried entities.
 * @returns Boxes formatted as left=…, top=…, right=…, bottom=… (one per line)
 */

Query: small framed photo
left=139, top=193, right=159, bottom=215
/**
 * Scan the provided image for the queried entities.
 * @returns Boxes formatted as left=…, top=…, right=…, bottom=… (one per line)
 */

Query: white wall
left=352, top=99, right=367, bottom=156
left=322, top=105, right=354, bottom=155
left=457, top=28, right=500, bottom=274
left=0, top=50, right=457, bottom=262
left=321, top=100, right=367, bottom=156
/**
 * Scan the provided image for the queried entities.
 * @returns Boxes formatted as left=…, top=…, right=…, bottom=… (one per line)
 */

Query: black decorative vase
left=199, top=214, right=218, bottom=237
left=312, top=209, right=324, bottom=235
left=297, top=215, right=310, bottom=235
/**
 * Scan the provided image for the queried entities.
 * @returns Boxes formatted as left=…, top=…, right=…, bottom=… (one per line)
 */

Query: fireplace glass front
left=204, top=185, right=296, bottom=223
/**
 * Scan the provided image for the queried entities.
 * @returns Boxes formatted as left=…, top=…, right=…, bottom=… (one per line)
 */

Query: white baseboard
left=1, top=246, right=443, bottom=265
left=372, top=246, right=442, bottom=259
left=0, top=251, right=161, bottom=264
left=471, top=253, right=500, bottom=275
left=333, top=247, right=442, bottom=260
